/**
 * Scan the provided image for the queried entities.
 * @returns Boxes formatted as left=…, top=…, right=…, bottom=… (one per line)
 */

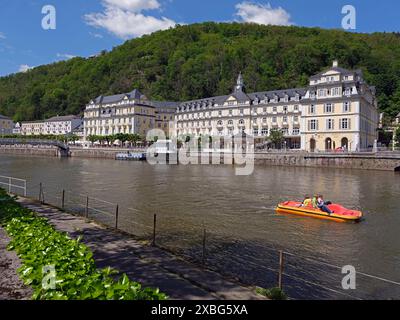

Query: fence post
left=85, top=196, right=89, bottom=219
left=39, top=182, right=43, bottom=203
left=61, top=190, right=65, bottom=210
left=152, top=214, right=157, bottom=246
left=202, top=229, right=207, bottom=266
left=278, top=250, right=285, bottom=290
left=115, top=205, right=119, bottom=230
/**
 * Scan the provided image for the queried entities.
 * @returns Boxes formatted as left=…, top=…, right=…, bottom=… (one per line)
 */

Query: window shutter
left=308, top=120, right=311, bottom=131
left=316, top=120, right=319, bottom=131
left=332, top=104, right=335, bottom=113
left=348, top=118, right=351, bottom=130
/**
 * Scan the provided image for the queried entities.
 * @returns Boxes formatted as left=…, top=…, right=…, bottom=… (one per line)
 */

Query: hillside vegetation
left=1, top=22, right=400, bottom=122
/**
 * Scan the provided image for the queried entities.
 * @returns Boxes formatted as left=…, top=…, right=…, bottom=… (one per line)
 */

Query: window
left=283, top=106, right=288, bottom=113
left=340, top=118, right=351, bottom=130
left=309, top=119, right=318, bottom=131
left=332, top=88, right=340, bottom=96
left=229, top=110, right=233, bottom=116
left=272, top=116, right=277, bottom=123
left=324, top=103, right=334, bottom=113
left=262, top=117, right=267, bottom=123
left=263, top=108, right=267, bottom=114
left=283, top=116, right=288, bottom=123
left=262, top=128, right=268, bottom=136
left=292, top=128, right=300, bottom=135
left=326, top=119, right=334, bottom=130
left=218, top=111, right=222, bottom=116
left=309, top=105, right=316, bottom=114
left=228, top=120, right=233, bottom=126
left=273, top=106, right=277, bottom=112
left=343, top=102, right=351, bottom=112
left=240, top=109, right=244, bottom=116
left=318, top=89, right=326, bottom=97
left=239, top=119, right=245, bottom=125
left=294, top=116, right=299, bottom=122
left=217, top=120, right=223, bottom=126
left=345, top=88, right=351, bottom=96
left=253, top=128, right=259, bottom=136
left=294, top=105, right=299, bottom=111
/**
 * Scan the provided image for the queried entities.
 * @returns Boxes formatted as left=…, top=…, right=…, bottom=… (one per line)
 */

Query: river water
left=1, top=154, right=399, bottom=300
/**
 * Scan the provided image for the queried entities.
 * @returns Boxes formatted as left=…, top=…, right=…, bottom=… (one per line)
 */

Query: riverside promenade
left=15, top=197, right=265, bottom=300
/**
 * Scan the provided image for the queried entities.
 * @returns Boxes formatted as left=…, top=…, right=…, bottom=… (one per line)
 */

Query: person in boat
left=299, top=195, right=312, bottom=207
left=312, top=194, right=319, bottom=209
left=317, top=195, right=333, bottom=215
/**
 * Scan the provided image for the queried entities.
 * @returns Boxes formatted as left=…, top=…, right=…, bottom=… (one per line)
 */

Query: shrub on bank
left=0, top=189, right=167, bottom=300
left=256, top=287, right=288, bottom=300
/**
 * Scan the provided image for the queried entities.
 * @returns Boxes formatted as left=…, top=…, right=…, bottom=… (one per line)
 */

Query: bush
left=256, top=287, right=288, bottom=300
left=0, top=189, right=167, bottom=300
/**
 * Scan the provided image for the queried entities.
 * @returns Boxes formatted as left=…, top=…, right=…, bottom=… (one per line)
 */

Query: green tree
left=269, top=129, right=285, bottom=149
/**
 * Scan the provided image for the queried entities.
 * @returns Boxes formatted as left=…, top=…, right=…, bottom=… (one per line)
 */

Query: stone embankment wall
left=0, top=145, right=58, bottom=157
left=254, top=152, right=400, bottom=171
left=1, top=145, right=400, bottom=171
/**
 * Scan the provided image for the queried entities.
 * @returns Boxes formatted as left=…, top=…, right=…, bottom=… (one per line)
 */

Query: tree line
left=1, top=22, right=400, bottom=122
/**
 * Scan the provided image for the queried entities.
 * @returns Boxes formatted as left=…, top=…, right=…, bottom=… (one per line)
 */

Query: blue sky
left=0, top=0, right=399, bottom=76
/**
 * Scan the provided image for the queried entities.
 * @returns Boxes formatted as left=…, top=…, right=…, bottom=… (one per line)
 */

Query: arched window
left=228, top=120, right=233, bottom=125
left=217, top=120, right=223, bottom=126
left=239, top=119, right=245, bottom=125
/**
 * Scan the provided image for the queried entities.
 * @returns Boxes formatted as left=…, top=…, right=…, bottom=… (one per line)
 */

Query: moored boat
left=276, top=201, right=363, bottom=223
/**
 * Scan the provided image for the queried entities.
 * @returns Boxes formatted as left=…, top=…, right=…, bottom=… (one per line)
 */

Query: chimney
left=333, top=60, right=338, bottom=68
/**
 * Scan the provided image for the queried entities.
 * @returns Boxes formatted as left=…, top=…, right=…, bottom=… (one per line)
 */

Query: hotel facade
left=83, top=61, right=379, bottom=152
left=20, top=115, right=83, bottom=136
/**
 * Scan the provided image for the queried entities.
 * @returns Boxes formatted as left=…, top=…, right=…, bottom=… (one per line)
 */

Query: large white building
left=21, top=115, right=83, bottom=136
left=83, top=61, right=379, bottom=152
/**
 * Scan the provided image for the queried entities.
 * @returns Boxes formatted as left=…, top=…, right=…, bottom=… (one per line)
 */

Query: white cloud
left=235, top=2, right=292, bottom=26
left=57, top=53, right=76, bottom=60
left=84, top=0, right=178, bottom=39
left=102, top=0, right=160, bottom=11
left=89, top=32, right=104, bottom=39
left=0, top=32, right=6, bottom=39
left=18, top=64, right=33, bottom=73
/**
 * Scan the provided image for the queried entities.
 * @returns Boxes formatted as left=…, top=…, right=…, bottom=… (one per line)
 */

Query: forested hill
left=1, top=22, right=400, bottom=122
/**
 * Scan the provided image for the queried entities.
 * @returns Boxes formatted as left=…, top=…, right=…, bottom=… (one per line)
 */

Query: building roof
left=178, top=87, right=306, bottom=110
left=92, top=89, right=147, bottom=105
left=46, top=115, right=82, bottom=122
left=0, top=114, right=11, bottom=120
left=309, top=66, right=363, bottom=80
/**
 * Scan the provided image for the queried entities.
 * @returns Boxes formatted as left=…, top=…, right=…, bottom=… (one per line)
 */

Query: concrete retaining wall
left=254, top=153, right=400, bottom=171
left=1, top=145, right=400, bottom=171
left=0, top=146, right=58, bottom=157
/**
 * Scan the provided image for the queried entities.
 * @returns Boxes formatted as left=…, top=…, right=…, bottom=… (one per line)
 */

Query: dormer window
left=345, top=88, right=351, bottom=96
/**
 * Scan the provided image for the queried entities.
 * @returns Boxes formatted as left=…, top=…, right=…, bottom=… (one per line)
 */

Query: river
left=1, top=154, right=399, bottom=300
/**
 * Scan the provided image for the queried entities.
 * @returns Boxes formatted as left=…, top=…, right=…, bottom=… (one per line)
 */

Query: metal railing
left=0, top=175, right=27, bottom=196
left=0, top=138, right=69, bottom=151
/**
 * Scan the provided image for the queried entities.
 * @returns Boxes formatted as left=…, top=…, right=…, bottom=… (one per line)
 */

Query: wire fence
left=15, top=181, right=400, bottom=300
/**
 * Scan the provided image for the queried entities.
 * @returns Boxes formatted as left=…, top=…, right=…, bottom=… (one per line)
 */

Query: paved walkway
left=17, top=197, right=265, bottom=300
left=0, top=227, right=33, bottom=300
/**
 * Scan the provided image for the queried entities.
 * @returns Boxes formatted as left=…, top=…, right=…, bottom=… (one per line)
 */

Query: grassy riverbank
left=0, top=188, right=166, bottom=300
